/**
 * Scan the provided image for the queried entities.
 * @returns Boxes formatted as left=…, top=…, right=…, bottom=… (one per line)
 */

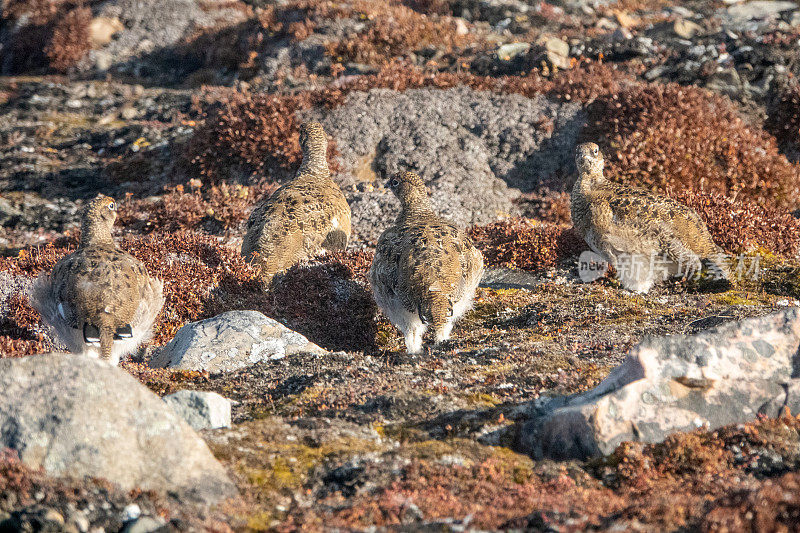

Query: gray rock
left=496, top=42, right=531, bottom=61
left=90, top=0, right=248, bottom=71
left=544, top=37, right=570, bottom=58
left=706, top=67, right=746, bottom=98
left=163, top=390, right=232, bottom=430
left=518, top=308, right=800, bottom=459
left=673, top=18, right=704, bottom=39
left=725, top=1, right=797, bottom=22
left=0, top=354, right=237, bottom=504
left=150, top=310, right=325, bottom=372
left=310, top=86, right=584, bottom=244
left=480, top=267, right=541, bottom=290
left=121, top=516, right=166, bottom=533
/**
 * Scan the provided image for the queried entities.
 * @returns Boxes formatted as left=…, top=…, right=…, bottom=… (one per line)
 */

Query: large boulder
left=150, top=310, right=326, bottom=372
left=311, top=86, right=584, bottom=244
left=0, top=354, right=237, bottom=504
left=518, top=308, right=800, bottom=459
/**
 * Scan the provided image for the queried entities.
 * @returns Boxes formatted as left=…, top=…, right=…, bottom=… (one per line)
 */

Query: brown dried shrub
left=117, top=182, right=269, bottom=234
left=2, top=0, right=70, bottom=23
left=120, top=362, right=212, bottom=396
left=517, top=190, right=572, bottom=225
left=766, top=81, right=800, bottom=154
left=328, top=1, right=477, bottom=65
left=700, top=472, right=800, bottom=531
left=469, top=219, right=588, bottom=272
left=184, top=91, right=320, bottom=180
left=117, top=231, right=257, bottom=344
left=43, top=4, right=91, bottom=71
left=673, top=188, right=800, bottom=257
left=3, top=0, right=91, bottom=72
left=0, top=294, right=48, bottom=357
left=316, top=416, right=800, bottom=531
left=585, top=83, right=800, bottom=211
left=401, top=0, right=454, bottom=15
left=0, top=449, right=216, bottom=530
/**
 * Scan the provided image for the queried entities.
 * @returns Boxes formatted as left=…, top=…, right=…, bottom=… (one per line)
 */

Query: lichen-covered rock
left=0, top=354, right=237, bottom=504
left=519, top=308, right=800, bottom=459
left=88, top=0, right=248, bottom=72
left=150, top=310, right=326, bottom=372
left=163, top=389, right=232, bottom=430
left=311, top=86, right=584, bottom=244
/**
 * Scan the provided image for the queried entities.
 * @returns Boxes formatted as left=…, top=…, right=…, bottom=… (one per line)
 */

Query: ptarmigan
left=370, top=171, right=484, bottom=354
left=241, top=121, right=351, bottom=287
left=31, top=194, right=164, bottom=364
left=570, top=142, right=730, bottom=293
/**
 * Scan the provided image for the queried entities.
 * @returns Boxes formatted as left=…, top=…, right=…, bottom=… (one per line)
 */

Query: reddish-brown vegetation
left=700, top=472, right=800, bottom=531
left=3, top=0, right=92, bottom=72
left=184, top=91, right=319, bottom=180
left=586, top=83, right=800, bottom=212
left=767, top=81, right=800, bottom=154
left=327, top=1, right=478, bottom=65
left=117, top=182, right=268, bottom=235
left=674, top=188, right=800, bottom=257
left=307, top=415, right=800, bottom=531
left=43, top=4, right=92, bottom=72
left=469, top=219, right=587, bottom=272
left=0, top=449, right=225, bottom=531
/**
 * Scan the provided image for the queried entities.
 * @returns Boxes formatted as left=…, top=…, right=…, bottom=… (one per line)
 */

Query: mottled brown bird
left=31, top=194, right=164, bottom=364
left=241, top=121, right=351, bottom=287
left=571, top=142, right=729, bottom=293
left=370, top=171, right=484, bottom=354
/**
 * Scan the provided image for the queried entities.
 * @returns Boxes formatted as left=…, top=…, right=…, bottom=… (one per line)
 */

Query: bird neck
left=79, top=221, right=114, bottom=248
left=399, top=193, right=435, bottom=219
left=298, top=144, right=329, bottom=177
left=574, top=170, right=605, bottom=194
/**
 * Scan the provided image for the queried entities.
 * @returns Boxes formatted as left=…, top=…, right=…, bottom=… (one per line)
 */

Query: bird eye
left=108, top=202, right=116, bottom=211
left=593, top=147, right=598, bottom=154
left=391, top=179, right=400, bottom=187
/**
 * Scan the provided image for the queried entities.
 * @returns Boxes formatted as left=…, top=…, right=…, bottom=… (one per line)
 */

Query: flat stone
left=89, top=16, right=124, bottom=48
left=726, top=1, right=797, bottom=21
left=121, top=516, right=167, bottom=533
left=163, top=390, right=232, bottom=430
left=673, top=18, right=704, bottom=39
left=497, top=42, right=530, bottom=61
left=544, top=37, right=570, bottom=58
left=150, top=310, right=325, bottom=372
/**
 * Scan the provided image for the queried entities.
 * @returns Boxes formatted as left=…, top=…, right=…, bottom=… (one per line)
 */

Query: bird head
left=575, top=142, right=604, bottom=176
left=83, top=193, right=118, bottom=228
left=79, top=194, right=118, bottom=247
left=386, top=171, right=431, bottom=210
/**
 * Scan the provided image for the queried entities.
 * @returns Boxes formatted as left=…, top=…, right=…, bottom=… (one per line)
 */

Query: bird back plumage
left=241, top=122, right=351, bottom=286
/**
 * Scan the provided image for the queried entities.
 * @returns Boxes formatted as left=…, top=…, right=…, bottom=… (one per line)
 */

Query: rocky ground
left=3, top=0, right=800, bottom=531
